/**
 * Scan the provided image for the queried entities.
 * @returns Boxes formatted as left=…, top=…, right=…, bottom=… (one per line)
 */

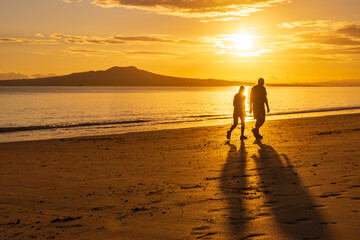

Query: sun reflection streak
left=235, top=86, right=251, bottom=121
left=244, top=86, right=251, bottom=117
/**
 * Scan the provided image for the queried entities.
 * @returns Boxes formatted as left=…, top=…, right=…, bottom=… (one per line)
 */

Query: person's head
left=239, top=86, right=245, bottom=93
left=258, top=78, right=264, bottom=86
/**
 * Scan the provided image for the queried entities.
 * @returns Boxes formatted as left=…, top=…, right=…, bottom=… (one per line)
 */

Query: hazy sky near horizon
left=0, top=0, right=359, bottom=83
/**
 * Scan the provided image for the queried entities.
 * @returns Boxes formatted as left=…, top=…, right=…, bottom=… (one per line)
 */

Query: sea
left=1, top=86, right=360, bottom=143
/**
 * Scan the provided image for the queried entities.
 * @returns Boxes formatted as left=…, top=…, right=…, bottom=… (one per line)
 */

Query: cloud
left=278, top=20, right=333, bottom=29
left=0, top=72, right=58, bottom=80
left=62, top=0, right=82, bottom=3
left=276, top=21, right=360, bottom=50
left=206, top=20, right=359, bottom=62
left=125, top=51, right=180, bottom=56
left=0, top=37, right=57, bottom=45
left=50, top=33, right=201, bottom=45
left=0, top=38, right=25, bottom=43
left=1, top=33, right=201, bottom=46
left=202, top=34, right=269, bottom=57
left=290, top=30, right=360, bottom=47
left=337, top=24, right=360, bottom=38
left=33, top=48, right=122, bottom=56
left=34, top=33, right=45, bottom=38
left=33, top=47, right=179, bottom=57
left=0, top=72, right=29, bottom=80
left=90, top=0, right=290, bottom=20
left=31, top=73, right=58, bottom=78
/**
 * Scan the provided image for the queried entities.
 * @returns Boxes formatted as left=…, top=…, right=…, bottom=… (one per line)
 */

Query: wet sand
left=0, top=113, right=359, bottom=239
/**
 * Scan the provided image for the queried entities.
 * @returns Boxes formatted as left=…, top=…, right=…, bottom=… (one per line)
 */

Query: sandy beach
left=0, top=113, right=359, bottom=240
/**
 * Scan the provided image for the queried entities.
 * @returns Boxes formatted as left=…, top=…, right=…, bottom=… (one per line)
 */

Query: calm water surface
left=1, top=86, right=360, bottom=142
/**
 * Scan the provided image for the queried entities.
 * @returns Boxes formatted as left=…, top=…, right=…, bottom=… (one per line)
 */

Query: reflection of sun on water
left=236, top=86, right=251, bottom=118
left=244, top=86, right=250, bottom=117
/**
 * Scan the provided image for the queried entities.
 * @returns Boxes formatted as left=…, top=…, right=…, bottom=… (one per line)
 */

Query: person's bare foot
left=252, top=128, right=257, bottom=138
left=227, top=130, right=231, bottom=139
left=240, top=135, right=247, bottom=140
left=252, top=128, right=263, bottom=140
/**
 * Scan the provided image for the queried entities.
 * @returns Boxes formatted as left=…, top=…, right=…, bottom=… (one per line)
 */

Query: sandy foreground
left=0, top=114, right=359, bottom=240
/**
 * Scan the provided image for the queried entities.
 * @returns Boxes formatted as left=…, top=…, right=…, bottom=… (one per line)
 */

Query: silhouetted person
left=249, top=78, right=269, bottom=140
left=227, top=86, right=247, bottom=140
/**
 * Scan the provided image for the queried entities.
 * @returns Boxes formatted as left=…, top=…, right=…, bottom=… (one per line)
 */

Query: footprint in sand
left=239, top=233, right=267, bottom=240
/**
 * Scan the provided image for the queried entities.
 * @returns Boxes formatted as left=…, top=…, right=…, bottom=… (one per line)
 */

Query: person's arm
left=249, top=88, right=253, bottom=113
left=265, top=96, right=270, bottom=113
left=264, top=88, right=270, bottom=113
left=249, top=88, right=254, bottom=114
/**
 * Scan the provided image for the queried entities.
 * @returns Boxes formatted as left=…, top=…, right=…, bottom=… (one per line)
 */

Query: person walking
left=249, top=78, right=270, bottom=140
left=227, top=86, right=247, bottom=140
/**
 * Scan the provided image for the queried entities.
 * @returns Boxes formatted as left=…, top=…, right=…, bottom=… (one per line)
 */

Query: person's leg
left=255, top=114, right=265, bottom=129
left=227, top=115, right=238, bottom=139
left=252, top=108, right=260, bottom=138
left=255, top=113, right=265, bottom=138
left=252, top=108, right=265, bottom=139
left=240, top=115, right=245, bottom=136
left=230, top=115, right=239, bottom=132
left=240, top=115, right=247, bottom=139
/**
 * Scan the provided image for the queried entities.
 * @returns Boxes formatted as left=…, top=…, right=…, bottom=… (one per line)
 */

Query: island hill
left=0, top=66, right=249, bottom=87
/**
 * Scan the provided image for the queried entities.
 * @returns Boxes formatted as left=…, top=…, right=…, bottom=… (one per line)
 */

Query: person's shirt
left=233, top=93, right=246, bottom=112
left=250, top=85, right=267, bottom=107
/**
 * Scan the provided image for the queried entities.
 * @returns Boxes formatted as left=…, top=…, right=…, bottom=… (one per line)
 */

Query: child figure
left=227, top=86, right=247, bottom=140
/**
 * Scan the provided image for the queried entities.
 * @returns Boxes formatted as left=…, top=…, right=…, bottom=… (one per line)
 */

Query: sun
left=233, top=34, right=253, bottom=51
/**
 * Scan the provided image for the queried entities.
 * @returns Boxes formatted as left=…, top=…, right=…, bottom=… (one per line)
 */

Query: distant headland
left=1, top=66, right=358, bottom=87
left=0, top=66, right=244, bottom=87
left=0, top=66, right=311, bottom=87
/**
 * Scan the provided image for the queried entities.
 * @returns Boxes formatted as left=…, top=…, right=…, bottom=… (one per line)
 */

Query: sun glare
left=234, top=34, right=253, bottom=50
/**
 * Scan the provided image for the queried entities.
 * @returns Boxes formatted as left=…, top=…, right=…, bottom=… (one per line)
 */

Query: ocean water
left=1, top=86, right=360, bottom=142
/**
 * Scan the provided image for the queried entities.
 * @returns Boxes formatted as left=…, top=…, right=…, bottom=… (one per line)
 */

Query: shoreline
left=1, top=113, right=359, bottom=239
left=1, top=111, right=360, bottom=144
left=1, top=85, right=360, bottom=144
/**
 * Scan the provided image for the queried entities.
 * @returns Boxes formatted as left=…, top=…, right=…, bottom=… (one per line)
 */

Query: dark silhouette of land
left=0, top=66, right=249, bottom=87
left=0, top=66, right=319, bottom=87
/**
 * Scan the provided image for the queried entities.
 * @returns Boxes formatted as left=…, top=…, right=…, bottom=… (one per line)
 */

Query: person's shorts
left=253, top=106, right=265, bottom=119
left=233, top=109, right=245, bottom=118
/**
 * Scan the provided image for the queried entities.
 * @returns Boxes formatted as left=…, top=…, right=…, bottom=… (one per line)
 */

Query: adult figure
left=249, top=78, right=270, bottom=140
left=227, top=86, right=247, bottom=140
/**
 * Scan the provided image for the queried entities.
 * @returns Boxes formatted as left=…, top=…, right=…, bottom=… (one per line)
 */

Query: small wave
left=187, top=114, right=223, bottom=118
left=267, top=106, right=360, bottom=116
left=185, top=106, right=360, bottom=120
left=0, top=120, right=151, bottom=133
left=1, top=106, right=360, bottom=135
left=157, top=119, right=204, bottom=125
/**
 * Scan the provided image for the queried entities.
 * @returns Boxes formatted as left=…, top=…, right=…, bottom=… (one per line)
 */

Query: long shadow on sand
left=252, top=141, right=332, bottom=239
left=221, top=141, right=250, bottom=239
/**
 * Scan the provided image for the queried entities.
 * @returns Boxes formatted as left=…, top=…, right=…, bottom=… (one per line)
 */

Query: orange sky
left=0, top=0, right=359, bottom=84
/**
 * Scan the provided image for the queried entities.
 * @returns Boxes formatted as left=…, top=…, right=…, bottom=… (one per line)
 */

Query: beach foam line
left=1, top=106, right=360, bottom=135
left=0, top=119, right=151, bottom=133
left=267, top=106, right=360, bottom=117
left=186, top=106, right=360, bottom=119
